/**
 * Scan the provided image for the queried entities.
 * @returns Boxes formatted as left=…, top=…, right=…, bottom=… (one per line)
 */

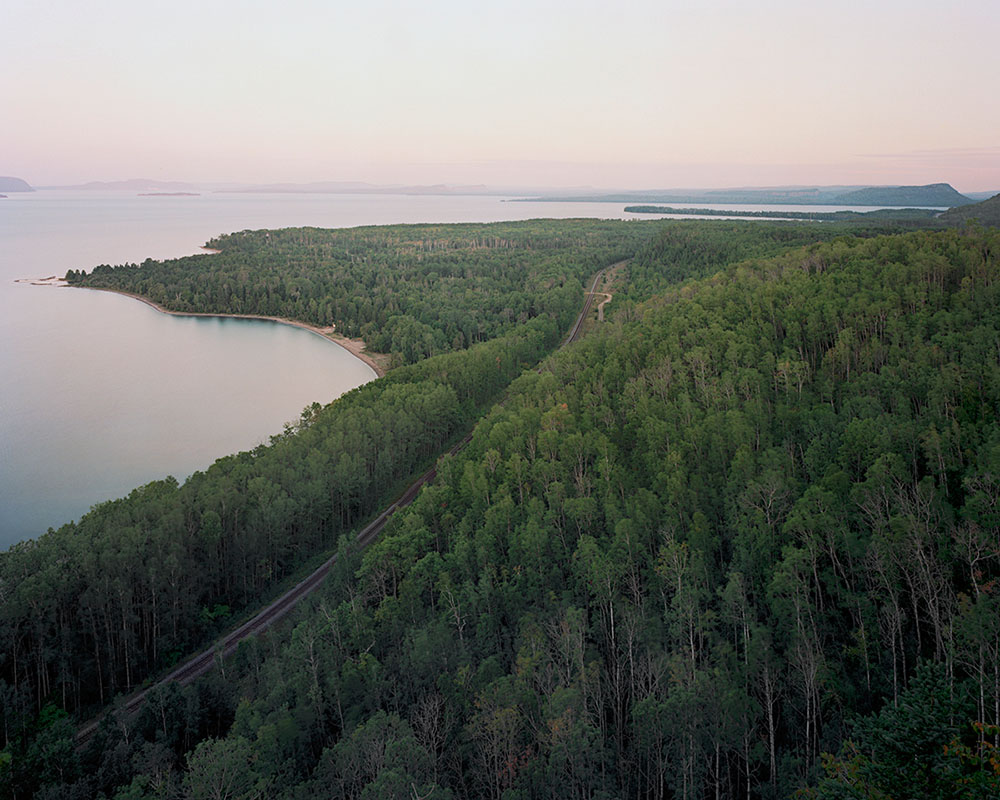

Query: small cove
left=0, top=284, right=375, bottom=543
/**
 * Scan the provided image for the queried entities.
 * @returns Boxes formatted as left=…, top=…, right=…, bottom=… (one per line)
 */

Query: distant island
left=137, top=192, right=200, bottom=197
left=624, top=192, right=1000, bottom=227
left=0, top=176, right=34, bottom=192
left=624, top=205, right=943, bottom=222
left=526, top=182, right=976, bottom=207
left=44, top=178, right=199, bottom=192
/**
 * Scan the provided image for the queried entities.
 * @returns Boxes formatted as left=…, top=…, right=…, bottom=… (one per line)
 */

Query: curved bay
left=0, top=283, right=374, bottom=544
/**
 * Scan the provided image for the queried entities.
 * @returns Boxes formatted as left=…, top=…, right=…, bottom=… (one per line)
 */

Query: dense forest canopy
left=11, top=220, right=684, bottom=724
left=5, top=219, right=1000, bottom=798
left=68, top=221, right=653, bottom=365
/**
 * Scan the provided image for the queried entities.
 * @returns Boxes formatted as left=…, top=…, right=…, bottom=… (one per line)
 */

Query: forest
left=3, top=219, right=1000, bottom=798
left=67, top=221, right=651, bottom=365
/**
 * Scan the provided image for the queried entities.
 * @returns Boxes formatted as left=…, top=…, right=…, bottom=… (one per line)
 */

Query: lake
left=0, top=191, right=907, bottom=547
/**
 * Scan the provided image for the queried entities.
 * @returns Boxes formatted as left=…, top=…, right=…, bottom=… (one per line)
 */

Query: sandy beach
left=15, top=275, right=70, bottom=287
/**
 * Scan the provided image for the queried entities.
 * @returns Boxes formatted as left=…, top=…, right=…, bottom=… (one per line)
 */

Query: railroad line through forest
left=75, top=262, right=617, bottom=745
left=563, top=266, right=609, bottom=346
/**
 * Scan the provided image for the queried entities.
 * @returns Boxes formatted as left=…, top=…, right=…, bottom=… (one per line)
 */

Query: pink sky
left=3, top=0, right=999, bottom=192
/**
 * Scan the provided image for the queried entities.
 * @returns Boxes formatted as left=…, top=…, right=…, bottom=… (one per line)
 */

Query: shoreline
left=74, top=285, right=388, bottom=378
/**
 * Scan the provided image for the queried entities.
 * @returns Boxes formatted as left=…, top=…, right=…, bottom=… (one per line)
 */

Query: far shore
left=74, top=285, right=388, bottom=378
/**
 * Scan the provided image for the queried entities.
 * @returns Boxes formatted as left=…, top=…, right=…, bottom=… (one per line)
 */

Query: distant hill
left=832, top=183, right=972, bottom=207
left=938, top=193, right=1000, bottom=226
left=624, top=205, right=941, bottom=223
left=0, top=176, right=34, bottom=192
left=48, top=178, right=199, bottom=191
left=527, top=187, right=858, bottom=205
left=527, top=183, right=976, bottom=207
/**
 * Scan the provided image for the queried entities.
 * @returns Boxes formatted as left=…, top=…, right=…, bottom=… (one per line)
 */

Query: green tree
left=811, top=664, right=984, bottom=800
left=182, top=736, right=268, bottom=800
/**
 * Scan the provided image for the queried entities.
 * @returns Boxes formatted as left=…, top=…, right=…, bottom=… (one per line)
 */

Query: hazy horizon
left=18, top=176, right=1000, bottom=195
left=4, top=0, right=1000, bottom=192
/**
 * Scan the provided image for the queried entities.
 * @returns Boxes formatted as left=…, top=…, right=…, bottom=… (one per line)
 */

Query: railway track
left=563, top=266, right=609, bottom=346
left=75, top=263, right=615, bottom=745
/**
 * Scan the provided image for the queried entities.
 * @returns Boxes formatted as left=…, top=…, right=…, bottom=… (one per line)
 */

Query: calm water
left=0, top=191, right=900, bottom=547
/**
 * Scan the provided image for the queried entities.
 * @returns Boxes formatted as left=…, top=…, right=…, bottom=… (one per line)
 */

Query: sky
left=3, top=0, right=1000, bottom=191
